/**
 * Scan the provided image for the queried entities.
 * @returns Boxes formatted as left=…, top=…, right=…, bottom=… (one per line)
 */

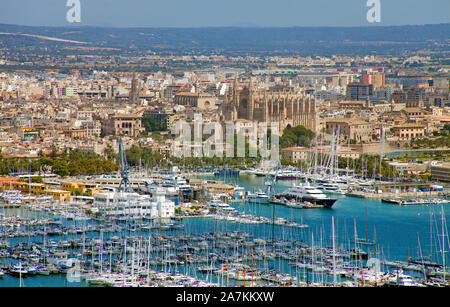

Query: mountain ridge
left=1, top=23, right=448, bottom=55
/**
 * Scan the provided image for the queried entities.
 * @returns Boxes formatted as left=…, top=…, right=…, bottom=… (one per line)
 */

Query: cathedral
left=219, top=77, right=318, bottom=134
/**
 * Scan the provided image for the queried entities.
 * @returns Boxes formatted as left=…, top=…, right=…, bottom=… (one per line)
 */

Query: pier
left=346, top=190, right=448, bottom=199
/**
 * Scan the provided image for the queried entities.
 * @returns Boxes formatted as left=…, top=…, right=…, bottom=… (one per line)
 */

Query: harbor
left=0, top=139, right=449, bottom=287
left=0, top=169, right=449, bottom=287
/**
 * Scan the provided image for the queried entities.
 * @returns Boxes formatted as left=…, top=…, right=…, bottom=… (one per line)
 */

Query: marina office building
left=0, top=178, right=72, bottom=202
left=431, top=163, right=450, bottom=182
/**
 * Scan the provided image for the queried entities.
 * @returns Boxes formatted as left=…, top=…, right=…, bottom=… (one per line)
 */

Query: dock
left=346, top=190, right=448, bottom=199
left=381, top=198, right=450, bottom=206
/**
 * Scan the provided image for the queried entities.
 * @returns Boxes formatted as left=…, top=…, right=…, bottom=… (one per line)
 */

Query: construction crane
left=265, top=159, right=282, bottom=197
left=118, top=138, right=131, bottom=193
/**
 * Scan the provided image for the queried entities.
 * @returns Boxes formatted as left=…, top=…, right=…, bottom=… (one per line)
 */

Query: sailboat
left=10, top=262, right=28, bottom=277
left=246, top=190, right=270, bottom=204
left=385, top=269, right=424, bottom=287
left=352, top=200, right=374, bottom=245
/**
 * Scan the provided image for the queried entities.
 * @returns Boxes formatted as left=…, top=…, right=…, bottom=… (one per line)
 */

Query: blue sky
left=0, top=0, right=449, bottom=27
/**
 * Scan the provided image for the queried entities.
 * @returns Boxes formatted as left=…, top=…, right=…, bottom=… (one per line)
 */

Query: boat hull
left=273, top=194, right=337, bottom=208
left=247, top=197, right=270, bottom=204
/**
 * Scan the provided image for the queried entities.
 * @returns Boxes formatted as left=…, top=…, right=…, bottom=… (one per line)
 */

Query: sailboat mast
left=373, top=226, right=377, bottom=287
left=332, top=216, right=336, bottom=286
left=417, top=232, right=427, bottom=281
left=314, top=134, right=318, bottom=181
left=441, top=205, right=446, bottom=282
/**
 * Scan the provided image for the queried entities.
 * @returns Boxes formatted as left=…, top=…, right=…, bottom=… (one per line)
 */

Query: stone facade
left=392, top=123, right=425, bottom=140
left=326, top=119, right=374, bottom=143
left=220, top=78, right=317, bottom=133
left=102, top=114, right=143, bottom=137
left=174, top=92, right=216, bottom=110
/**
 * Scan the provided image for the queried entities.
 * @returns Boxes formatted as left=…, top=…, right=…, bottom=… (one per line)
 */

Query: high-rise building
left=363, top=72, right=385, bottom=88
left=346, top=82, right=374, bottom=100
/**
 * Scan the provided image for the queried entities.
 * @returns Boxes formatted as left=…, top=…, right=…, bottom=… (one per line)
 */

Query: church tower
left=130, top=72, right=139, bottom=104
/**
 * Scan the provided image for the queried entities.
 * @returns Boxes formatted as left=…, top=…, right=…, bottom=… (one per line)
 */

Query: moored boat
left=273, top=182, right=337, bottom=208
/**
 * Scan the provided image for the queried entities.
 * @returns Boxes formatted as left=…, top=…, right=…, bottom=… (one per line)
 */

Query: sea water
left=0, top=174, right=448, bottom=286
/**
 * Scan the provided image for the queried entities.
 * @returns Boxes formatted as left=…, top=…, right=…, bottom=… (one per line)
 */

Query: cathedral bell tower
left=248, top=77, right=255, bottom=120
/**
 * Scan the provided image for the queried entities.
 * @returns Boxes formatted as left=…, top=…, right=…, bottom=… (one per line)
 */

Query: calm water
left=0, top=173, right=448, bottom=287
left=216, top=174, right=449, bottom=263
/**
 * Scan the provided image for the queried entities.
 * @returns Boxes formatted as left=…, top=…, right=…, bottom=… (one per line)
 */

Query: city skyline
left=0, top=0, right=449, bottom=292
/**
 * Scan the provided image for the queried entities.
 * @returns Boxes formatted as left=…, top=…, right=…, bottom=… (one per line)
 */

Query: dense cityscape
left=0, top=16, right=449, bottom=290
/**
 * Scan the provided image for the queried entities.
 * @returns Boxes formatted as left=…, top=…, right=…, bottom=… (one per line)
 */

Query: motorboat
left=246, top=190, right=270, bottom=204
left=274, top=181, right=337, bottom=208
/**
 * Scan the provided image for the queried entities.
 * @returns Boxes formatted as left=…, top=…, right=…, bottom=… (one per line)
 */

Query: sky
left=0, top=0, right=449, bottom=28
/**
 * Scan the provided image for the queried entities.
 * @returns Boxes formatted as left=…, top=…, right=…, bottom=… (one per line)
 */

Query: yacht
left=139, top=167, right=192, bottom=197
left=246, top=190, right=270, bottom=204
left=316, top=182, right=347, bottom=195
left=275, top=170, right=298, bottom=180
left=386, top=270, right=424, bottom=287
left=9, top=263, right=29, bottom=277
left=0, top=190, right=23, bottom=205
left=207, top=198, right=236, bottom=215
left=92, top=188, right=175, bottom=219
left=274, top=181, right=337, bottom=208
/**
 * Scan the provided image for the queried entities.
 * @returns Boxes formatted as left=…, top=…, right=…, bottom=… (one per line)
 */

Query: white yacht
left=207, top=198, right=236, bottom=215
left=246, top=190, right=270, bottom=204
left=0, top=190, right=23, bottom=204
left=386, top=270, right=424, bottom=287
left=274, top=181, right=337, bottom=208
left=139, top=174, right=192, bottom=197
left=317, top=182, right=347, bottom=195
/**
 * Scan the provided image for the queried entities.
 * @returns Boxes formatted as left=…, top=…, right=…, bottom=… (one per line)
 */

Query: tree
left=280, top=125, right=315, bottom=148
left=31, top=176, right=44, bottom=184
left=103, top=145, right=116, bottom=162
left=142, top=116, right=167, bottom=133
left=52, top=160, right=69, bottom=177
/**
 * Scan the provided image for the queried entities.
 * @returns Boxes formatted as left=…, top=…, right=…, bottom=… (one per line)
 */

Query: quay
left=348, top=181, right=449, bottom=199
left=347, top=190, right=448, bottom=199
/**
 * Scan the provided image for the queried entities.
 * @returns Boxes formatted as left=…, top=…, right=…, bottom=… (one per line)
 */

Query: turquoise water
left=0, top=174, right=448, bottom=287
left=216, top=174, right=449, bottom=263
left=0, top=274, right=83, bottom=288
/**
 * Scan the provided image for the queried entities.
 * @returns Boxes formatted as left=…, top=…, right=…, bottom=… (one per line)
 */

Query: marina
left=0, top=137, right=448, bottom=288
left=0, top=140, right=448, bottom=288
left=0, top=170, right=449, bottom=287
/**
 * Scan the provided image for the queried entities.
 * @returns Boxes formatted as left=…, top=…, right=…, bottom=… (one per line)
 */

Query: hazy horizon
left=0, top=0, right=449, bottom=28
left=2, top=22, right=450, bottom=30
